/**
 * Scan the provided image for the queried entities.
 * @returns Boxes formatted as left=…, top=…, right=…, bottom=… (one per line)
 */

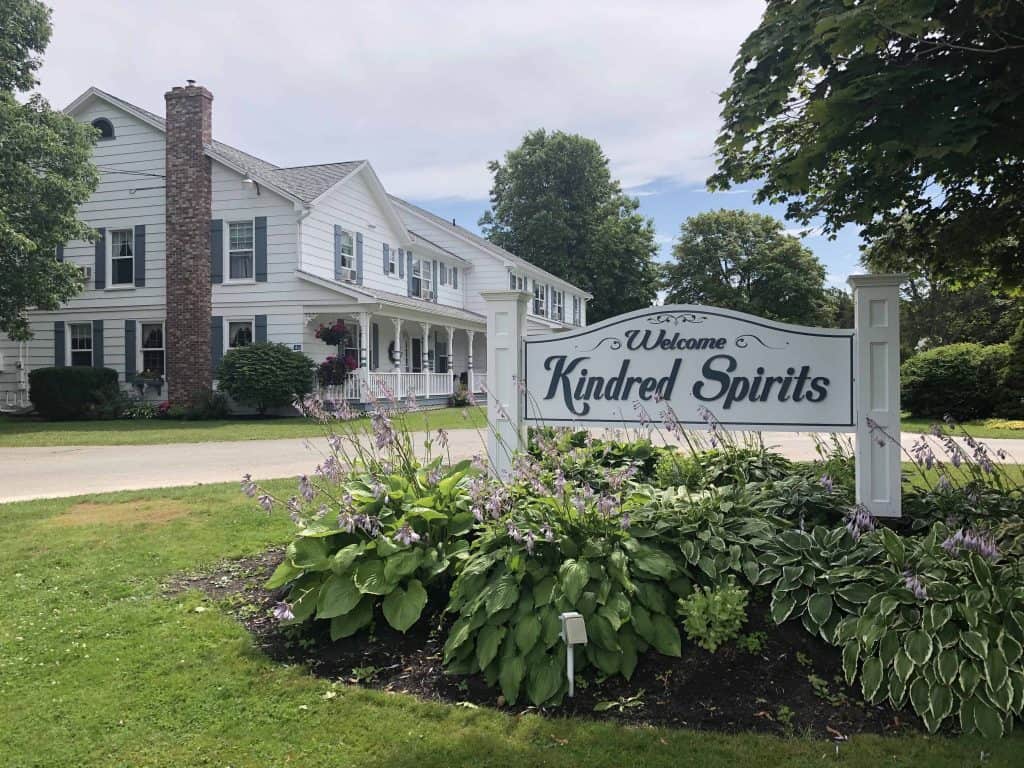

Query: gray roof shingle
left=262, top=162, right=364, bottom=203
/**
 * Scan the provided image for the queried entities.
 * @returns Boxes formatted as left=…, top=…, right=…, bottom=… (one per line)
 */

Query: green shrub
left=183, top=388, right=231, bottom=420
left=677, top=578, right=749, bottom=652
left=901, top=343, right=1007, bottom=420
left=654, top=446, right=792, bottom=490
left=994, top=319, right=1024, bottom=418
left=216, top=343, right=314, bottom=414
left=28, top=366, right=120, bottom=420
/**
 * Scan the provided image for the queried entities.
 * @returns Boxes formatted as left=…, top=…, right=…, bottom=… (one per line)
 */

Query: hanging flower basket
left=314, top=319, right=348, bottom=347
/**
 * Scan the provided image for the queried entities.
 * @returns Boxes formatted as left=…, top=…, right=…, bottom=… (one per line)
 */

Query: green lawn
left=901, top=415, right=1024, bottom=440
left=0, top=406, right=487, bottom=447
left=0, top=481, right=1019, bottom=767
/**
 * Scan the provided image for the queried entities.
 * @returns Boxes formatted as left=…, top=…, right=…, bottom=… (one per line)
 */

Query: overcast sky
left=37, top=0, right=861, bottom=285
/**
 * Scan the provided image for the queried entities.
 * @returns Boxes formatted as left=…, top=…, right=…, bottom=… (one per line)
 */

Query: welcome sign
left=523, top=306, right=855, bottom=430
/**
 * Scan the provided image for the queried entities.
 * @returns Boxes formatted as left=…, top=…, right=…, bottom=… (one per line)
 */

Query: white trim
left=66, top=321, right=93, bottom=367
left=107, top=227, right=135, bottom=289
left=137, top=320, right=166, bottom=377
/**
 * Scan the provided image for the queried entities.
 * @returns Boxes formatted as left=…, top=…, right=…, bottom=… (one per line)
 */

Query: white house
left=0, top=83, right=590, bottom=411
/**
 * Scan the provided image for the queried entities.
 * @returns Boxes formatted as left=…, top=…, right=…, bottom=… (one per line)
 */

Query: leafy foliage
left=995, top=319, right=1024, bottom=419
left=655, top=445, right=793, bottom=491
left=678, top=578, right=749, bottom=652
left=1, top=0, right=99, bottom=340
left=901, top=343, right=1009, bottom=420
left=217, top=342, right=315, bottom=415
left=479, top=129, right=660, bottom=322
left=28, top=366, right=119, bottom=420
left=662, top=210, right=836, bottom=326
left=711, top=0, right=1024, bottom=288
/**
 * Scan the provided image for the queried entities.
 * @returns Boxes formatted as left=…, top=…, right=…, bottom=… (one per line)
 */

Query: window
left=228, top=320, right=253, bottom=349
left=412, top=258, right=433, bottom=299
left=533, top=282, right=546, bottom=316
left=551, top=289, right=564, bottom=321
left=91, top=117, right=114, bottom=140
left=69, top=323, right=93, bottom=367
left=572, top=296, right=582, bottom=326
left=110, top=228, right=134, bottom=285
left=509, top=271, right=526, bottom=291
left=227, top=220, right=254, bottom=280
left=385, top=244, right=397, bottom=276
left=140, top=322, right=165, bottom=376
left=435, top=339, right=449, bottom=373
left=439, top=263, right=448, bottom=286
left=337, top=228, right=355, bottom=281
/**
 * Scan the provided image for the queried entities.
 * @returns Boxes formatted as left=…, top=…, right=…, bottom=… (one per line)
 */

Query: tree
left=479, top=129, right=659, bottom=322
left=862, top=235, right=1024, bottom=357
left=1, top=0, right=98, bottom=340
left=710, top=1, right=1024, bottom=288
left=663, top=209, right=833, bottom=326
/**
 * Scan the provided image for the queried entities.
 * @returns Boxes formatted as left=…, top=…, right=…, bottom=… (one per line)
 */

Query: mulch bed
left=166, top=551, right=919, bottom=738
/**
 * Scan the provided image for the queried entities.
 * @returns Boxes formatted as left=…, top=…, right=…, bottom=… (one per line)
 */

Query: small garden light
left=559, top=611, right=588, bottom=698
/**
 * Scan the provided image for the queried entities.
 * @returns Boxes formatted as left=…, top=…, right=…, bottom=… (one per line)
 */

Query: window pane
left=229, top=221, right=254, bottom=250
left=229, top=322, right=253, bottom=348
left=112, top=257, right=134, bottom=284
left=71, top=351, right=92, bottom=367
left=112, top=229, right=133, bottom=258
left=142, top=350, right=165, bottom=375
left=339, top=230, right=353, bottom=256
left=70, top=323, right=92, bottom=350
left=141, top=323, right=163, bottom=349
left=230, top=251, right=253, bottom=279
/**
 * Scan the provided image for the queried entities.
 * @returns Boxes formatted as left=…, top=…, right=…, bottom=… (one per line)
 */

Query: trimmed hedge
left=28, top=366, right=120, bottom=420
left=901, top=343, right=1009, bottom=421
left=216, top=342, right=314, bottom=415
left=994, top=319, right=1024, bottom=418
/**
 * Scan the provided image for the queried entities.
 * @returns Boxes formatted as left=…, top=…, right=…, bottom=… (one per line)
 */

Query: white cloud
left=37, top=0, right=766, bottom=201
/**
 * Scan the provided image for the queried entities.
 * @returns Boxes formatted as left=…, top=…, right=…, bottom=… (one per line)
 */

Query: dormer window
left=91, top=117, right=115, bottom=140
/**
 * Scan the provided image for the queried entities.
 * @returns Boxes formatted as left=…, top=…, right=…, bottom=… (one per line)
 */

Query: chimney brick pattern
left=164, top=84, right=213, bottom=404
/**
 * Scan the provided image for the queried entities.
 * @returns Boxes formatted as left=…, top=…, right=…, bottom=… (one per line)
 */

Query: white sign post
left=482, top=275, right=903, bottom=517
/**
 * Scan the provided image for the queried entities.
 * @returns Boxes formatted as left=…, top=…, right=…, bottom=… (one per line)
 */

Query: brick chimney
left=164, top=82, right=213, bottom=405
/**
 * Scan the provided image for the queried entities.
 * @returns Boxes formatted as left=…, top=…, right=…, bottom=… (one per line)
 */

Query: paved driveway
left=0, top=430, right=1020, bottom=503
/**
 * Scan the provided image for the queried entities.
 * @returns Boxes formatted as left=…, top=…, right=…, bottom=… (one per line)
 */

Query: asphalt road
left=1, top=429, right=1021, bottom=503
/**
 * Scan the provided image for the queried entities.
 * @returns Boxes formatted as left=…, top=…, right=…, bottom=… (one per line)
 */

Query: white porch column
left=849, top=274, right=904, bottom=518
left=466, top=330, right=475, bottom=375
left=421, top=322, right=431, bottom=373
left=392, top=317, right=402, bottom=372
left=358, top=312, right=371, bottom=403
left=446, top=326, right=454, bottom=377
left=481, top=290, right=529, bottom=479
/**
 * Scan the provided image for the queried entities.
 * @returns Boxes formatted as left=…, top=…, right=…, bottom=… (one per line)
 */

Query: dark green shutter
left=92, top=320, right=104, bottom=368
left=56, top=245, right=64, bottom=262
left=255, top=314, right=268, bottom=342
left=371, top=323, right=379, bottom=370
left=210, top=316, right=223, bottom=374
left=407, top=251, right=414, bottom=296
left=94, top=228, right=106, bottom=289
left=124, top=320, right=137, bottom=379
left=333, top=225, right=342, bottom=280
left=210, top=220, right=223, bottom=283
left=382, top=243, right=389, bottom=273
left=432, top=260, right=439, bottom=302
left=134, top=225, right=146, bottom=287
left=355, top=232, right=363, bottom=285
left=453, top=266, right=458, bottom=289
left=54, top=322, right=65, bottom=368
left=398, top=247, right=404, bottom=278
left=254, top=216, right=268, bottom=281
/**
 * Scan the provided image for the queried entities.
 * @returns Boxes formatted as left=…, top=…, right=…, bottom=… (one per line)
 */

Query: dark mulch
left=166, top=551, right=919, bottom=738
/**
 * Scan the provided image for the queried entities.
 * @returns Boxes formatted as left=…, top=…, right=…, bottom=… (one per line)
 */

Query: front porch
left=303, top=308, right=487, bottom=406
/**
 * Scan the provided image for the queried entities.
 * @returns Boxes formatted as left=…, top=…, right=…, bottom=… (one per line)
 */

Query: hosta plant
left=678, top=577, right=749, bottom=652
left=443, top=487, right=685, bottom=707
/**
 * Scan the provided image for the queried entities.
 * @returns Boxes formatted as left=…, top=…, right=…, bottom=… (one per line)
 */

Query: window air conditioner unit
left=81, top=265, right=93, bottom=282
left=340, top=267, right=357, bottom=283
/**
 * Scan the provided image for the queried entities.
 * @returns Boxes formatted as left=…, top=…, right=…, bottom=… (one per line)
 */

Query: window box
left=130, top=372, right=165, bottom=395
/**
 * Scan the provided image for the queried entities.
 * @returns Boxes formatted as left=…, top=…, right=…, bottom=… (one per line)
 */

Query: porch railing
left=315, top=369, right=461, bottom=403
left=471, top=372, right=487, bottom=394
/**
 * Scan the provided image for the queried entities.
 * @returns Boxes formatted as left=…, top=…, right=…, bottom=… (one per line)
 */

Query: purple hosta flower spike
left=240, top=473, right=258, bottom=498
left=903, top=570, right=927, bottom=601
left=524, top=530, right=536, bottom=554
left=273, top=602, right=295, bottom=621
left=553, top=469, right=566, bottom=496
left=620, top=513, right=630, bottom=530
left=370, top=480, right=387, bottom=501
left=370, top=411, right=396, bottom=449
left=819, top=474, right=834, bottom=493
left=338, top=511, right=356, bottom=532
left=541, top=523, right=555, bottom=542
left=845, top=505, right=875, bottom=541
left=427, top=467, right=442, bottom=486
left=437, top=428, right=450, bottom=448
left=257, top=493, right=274, bottom=514
left=394, top=523, right=421, bottom=546
left=298, top=474, right=315, bottom=502
left=506, top=522, right=524, bottom=543
left=472, top=505, right=484, bottom=523
left=942, top=527, right=999, bottom=561
left=286, top=496, right=302, bottom=524
left=597, top=495, right=618, bottom=518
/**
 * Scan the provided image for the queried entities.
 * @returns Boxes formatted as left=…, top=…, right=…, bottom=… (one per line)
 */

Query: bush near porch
left=243, top=400, right=1024, bottom=739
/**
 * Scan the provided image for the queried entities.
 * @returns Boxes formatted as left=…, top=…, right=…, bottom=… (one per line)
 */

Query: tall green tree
left=1, top=0, right=98, bottom=341
left=663, top=209, right=834, bottom=326
left=710, top=1, right=1024, bottom=288
left=479, top=129, right=659, bottom=322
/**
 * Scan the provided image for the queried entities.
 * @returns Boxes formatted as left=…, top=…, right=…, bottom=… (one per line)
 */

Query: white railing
left=0, top=390, right=29, bottom=411
left=317, top=369, right=456, bottom=402
left=471, top=371, right=487, bottom=394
